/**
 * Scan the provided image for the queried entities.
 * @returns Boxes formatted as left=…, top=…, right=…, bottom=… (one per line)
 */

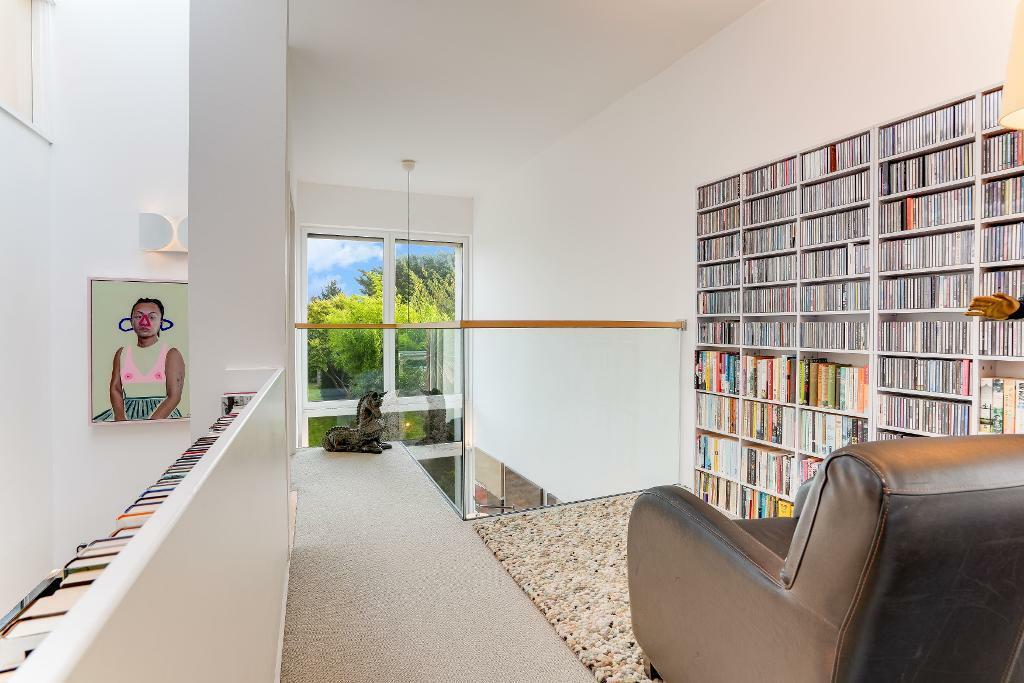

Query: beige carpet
left=474, top=494, right=649, bottom=683
left=281, top=445, right=592, bottom=683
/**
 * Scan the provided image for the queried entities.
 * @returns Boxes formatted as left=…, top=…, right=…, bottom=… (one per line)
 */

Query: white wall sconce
left=139, top=213, right=188, bottom=252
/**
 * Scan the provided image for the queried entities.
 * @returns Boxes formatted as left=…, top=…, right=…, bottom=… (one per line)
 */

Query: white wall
left=189, top=0, right=289, bottom=436
left=0, top=113, right=53, bottom=608
left=472, top=0, right=1018, bottom=485
left=46, top=0, right=191, bottom=564
left=298, top=181, right=474, bottom=235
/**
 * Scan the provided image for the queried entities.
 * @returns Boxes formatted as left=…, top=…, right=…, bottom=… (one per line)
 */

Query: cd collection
left=742, top=355, right=796, bottom=403
left=983, top=130, right=1023, bottom=174
left=981, top=267, right=1024, bottom=295
left=982, top=88, right=1003, bottom=131
left=744, top=158, right=797, bottom=196
left=698, top=290, right=739, bottom=315
left=879, top=186, right=973, bottom=233
left=698, top=320, right=739, bottom=346
left=801, top=170, right=869, bottom=213
left=743, top=286, right=795, bottom=314
left=698, top=203, right=741, bottom=237
left=982, top=176, right=1024, bottom=218
left=797, top=359, right=869, bottom=412
left=981, top=222, right=1024, bottom=262
left=699, top=261, right=740, bottom=289
left=697, top=176, right=741, bottom=210
left=743, top=321, right=795, bottom=348
left=799, top=321, right=869, bottom=351
left=800, top=243, right=871, bottom=279
left=744, top=188, right=798, bottom=225
left=741, top=400, right=796, bottom=447
left=877, top=320, right=970, bottom=354
left=800, top=280, right=870, bottom=312
left=800, top=411, right=868, bottom=458
left=877, top=272, right=972, bottom=309
left=744, top=254, right=797, bottom=284
left=876, top=430, right=920, bottom=441
left=801, top=132, right=870, bottom=181
left=980, top=320, right=1024, bottom=356
left=878, top=357, right=972, bottom=396
left=800, top=207, right=869, bottom=247
left=878, top=99, right=973, bottom=159
left=696, top=393, right=738, bottom=434
left=878, top=228, right=974, bottom=272
left=697, top=232, right=740, bottom=263
left=695, top=351, right=739, bottom=395
left=744, top=222, right=796, bottom=255
left=879, top=142, right=973, bottom=196
left=878, top=394, right=970, bottom=436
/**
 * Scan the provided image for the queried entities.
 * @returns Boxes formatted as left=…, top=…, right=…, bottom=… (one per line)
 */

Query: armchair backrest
left=783, top=436, right=1024, bottom=681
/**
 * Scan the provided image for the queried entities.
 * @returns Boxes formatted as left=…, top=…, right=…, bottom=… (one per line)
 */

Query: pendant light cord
left=406, top=168, right=411, bottom=324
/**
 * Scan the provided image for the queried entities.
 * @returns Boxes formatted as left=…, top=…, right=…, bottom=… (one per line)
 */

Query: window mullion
left=383, top=235, right=397, bottom=395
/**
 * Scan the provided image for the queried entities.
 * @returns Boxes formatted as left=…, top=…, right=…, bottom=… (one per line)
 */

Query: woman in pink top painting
left=94, top=298, right=185, bottom=421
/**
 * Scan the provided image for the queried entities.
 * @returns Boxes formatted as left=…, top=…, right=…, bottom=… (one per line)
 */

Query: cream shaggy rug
left=474, top=494, right=649, bottom=683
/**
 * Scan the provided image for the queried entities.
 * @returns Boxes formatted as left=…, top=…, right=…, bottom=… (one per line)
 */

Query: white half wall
left=472, top=0, right=1019, bottom=486
left=189, top=0, right=289, bottom=434
left=47, top=0, right=191, bottom=566
left=0, top=112, right=52, bottom=609
left=298, top=181, right=474, bottom=235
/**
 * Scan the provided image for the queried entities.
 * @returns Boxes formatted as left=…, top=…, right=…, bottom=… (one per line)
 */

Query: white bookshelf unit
left=694, top=85, right=1024, bottom=520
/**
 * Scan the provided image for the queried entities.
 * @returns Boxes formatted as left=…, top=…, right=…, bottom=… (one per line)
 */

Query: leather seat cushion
left=733, top=517, right=798, bottom=560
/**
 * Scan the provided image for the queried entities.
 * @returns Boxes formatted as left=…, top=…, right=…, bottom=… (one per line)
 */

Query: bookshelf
left=695, top=84, right=1024, bottom=519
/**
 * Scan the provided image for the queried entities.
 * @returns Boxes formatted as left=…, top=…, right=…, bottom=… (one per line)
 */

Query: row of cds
left=878, top=357, right=972, bottom=396
left=744, top=222, right=796, bottom=255
left=800, top=412, right=868, bottom=458
left=698, top=203, right=741, bottom=237
left=744, top=158, right=797, bottom=197
left=695, top=471, right=793, bottom=518
left=879, top=142, right=973, bottom=196
left=801, top=170, right=869, bottom=213
left=742, top=354, right=795, bottom=403
left=698, top=261, right=740, bottom=289
left=742, top=401, right=796, bottom=447
left=982, top=88, right=1003, bottom=131
left=744, top=254, right=797, bottom=284
left=879, top=186, right=973, bottom=233
left=800, top=207, right=869, bottom=247
left=801, top=280, right=870, bottom=312
left=981, top=222, right=1024, bottom=262
left=878, top=228, right=974, bottom=272
left=878, top=394, right=971, bottom=436
left=878, top=272, right=972, bottom=309
left=983, top=176, right=1024, bottom=218
left=801, top=133, right=870, bottom=182
left=877, top=320, right=970, bottom=354
left=983, top=130, right=1023, bottom=174
left=696, top=393, right=738, bottom=434
left=697, top=232, right=740, bottom=263
left=698, top=290, right=738, bottom=314
left=697, top=176, right=741, bottom=210
left=744, top=188, right=798, bottom=225
left=800, top=321, right=869, bottom=351
left=877, top=430, right=920, bottom=441
left=743, top=286, right=795, bottom=314
left=879, top=99, right=974, bottom=159
left=744, top=321, right=795, bottom=348
left=698, top=320, right=739, bottom=345
left=981, top=268, right=1024, bottom=295
left=695, top=351, right=739, bottom=395
left=801, top=243, right=871, bottom=279
left=980, top=320, right=1024, bottom=356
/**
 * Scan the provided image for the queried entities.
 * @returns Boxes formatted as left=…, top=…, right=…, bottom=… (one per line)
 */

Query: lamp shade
left=1001, top=0, right=1024, bottom=130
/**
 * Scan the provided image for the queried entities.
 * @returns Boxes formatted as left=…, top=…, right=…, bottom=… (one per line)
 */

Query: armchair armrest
left=627, top=486, right=835, bottom=682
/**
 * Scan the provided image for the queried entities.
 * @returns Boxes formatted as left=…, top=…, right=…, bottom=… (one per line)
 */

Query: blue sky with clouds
left=307, top=238, right=455, bottom=302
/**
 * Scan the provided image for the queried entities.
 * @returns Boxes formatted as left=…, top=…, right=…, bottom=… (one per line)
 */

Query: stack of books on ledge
left=0, top=405, right=245, bottom=680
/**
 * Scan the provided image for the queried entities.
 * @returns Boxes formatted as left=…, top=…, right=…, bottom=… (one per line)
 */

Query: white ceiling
left=288, top=0, right=760, bottom=197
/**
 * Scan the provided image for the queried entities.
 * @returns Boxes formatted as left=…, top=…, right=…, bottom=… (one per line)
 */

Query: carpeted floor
left=281, top=445, right=593, bottom=683
left=474, top=494, right=649, bottom=683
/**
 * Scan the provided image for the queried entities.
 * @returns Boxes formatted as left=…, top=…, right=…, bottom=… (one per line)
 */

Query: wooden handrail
left=294, top=320, right=686, bottom=330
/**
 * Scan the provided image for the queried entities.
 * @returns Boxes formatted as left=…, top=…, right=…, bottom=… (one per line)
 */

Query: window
left=0, top=0, right=33, bottom=120
left=299, top=228, right=467, bottom=447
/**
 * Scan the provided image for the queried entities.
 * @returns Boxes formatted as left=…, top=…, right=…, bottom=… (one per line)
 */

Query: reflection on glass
left=305, top=236, right=385, bottom=401
left=394, top=240, right=459, bottom=324
left=396, top=329, right=461, bottom=398
left=305, top=414, right=355, bottom=449
left=396, top=407, right=464, bottom=513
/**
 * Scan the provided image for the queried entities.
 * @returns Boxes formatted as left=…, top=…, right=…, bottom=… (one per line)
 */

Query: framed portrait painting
left=90, top=278, right=189, bottom=424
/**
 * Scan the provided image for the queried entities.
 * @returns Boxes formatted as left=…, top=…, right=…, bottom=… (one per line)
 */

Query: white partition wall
left=15, top=370, right=289, bottom=683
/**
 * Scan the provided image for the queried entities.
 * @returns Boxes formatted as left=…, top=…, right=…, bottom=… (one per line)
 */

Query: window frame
left=296, top=223, right=471, bottom=447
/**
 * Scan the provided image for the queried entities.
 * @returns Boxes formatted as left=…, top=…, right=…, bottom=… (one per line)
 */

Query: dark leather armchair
left=628, top=436, right=1024, bottom=682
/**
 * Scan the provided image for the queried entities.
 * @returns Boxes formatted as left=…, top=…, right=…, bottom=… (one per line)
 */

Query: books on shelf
left=695, top=471, right=793, bottom=519
left=983, top=89, right=1003, bottom=130
left=879, top=142, right=973, bottom=196
left=740, top=445, right=793, bottom=497
left=801, top=243, right=870, bottom=279
left=800, top=411, right=868, bottom=457
left=878, top=228, right=974, bottom=272
left=698, top=290, right=739, bottom=315
left=742, top=355, right=795, bottom=403
left=695, top=351, right=739, bottom=394
left=744, top=188, right=797, bottom=225
left=743, top=321, right=795, bottom=347
left=801, top=280, right=870, bottom=312
left=698, top=232, right=741, bottom=263
left=744, top=158, right=797, bottom=196
left=799, top=321, right=869, bottom=351
left=879, top=99, right=974, bottom=158
left=796, top=359, right=869, bottom=412
left=878, top=394, right=970, bottom=436
left=878, top=320, right=970, bottom=355
left=979, top=377, right=1024, bottom=433
left=698, top=203, right=741, bottom=236
left=981, top=222, right=1024, bottom=262
left=698, top=176, right=740, bottom=210
left=697, top=433, right=740, bottom=479
left=877, top=272, right=972, bottom=309
left=983, top=176, right=1024, bottom=218
left=983, top=130, right=1024, bottom=173
left=699, top=261, right=741, bottom=288
left=800, top=207, right=870, bottom=247
left=743, top=285, right=795, bottom=314
left=878, top=357, right=972, bottom=396
left=801, top=169, right=869, bottom=213
left=741, top=400, right=795, bottom=447
left=743, top=222, right=796, bottom=255
left=801, top=133, right=870, bottom=181
left=800, top=456, right=824, bottom=483
left=981, top=320, right=1024, bottom=356
left=743, top=253, right=797, bottom=284
left=698, top=320, right=739, bottom=345
left=697, top=393, right=738, bottom=434
left=879, top=186, right=973, bottom=234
